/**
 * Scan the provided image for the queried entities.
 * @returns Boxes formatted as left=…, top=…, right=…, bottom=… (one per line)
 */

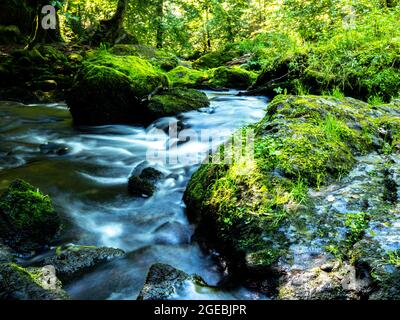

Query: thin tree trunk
left=156, top=0, right=164, bottom=48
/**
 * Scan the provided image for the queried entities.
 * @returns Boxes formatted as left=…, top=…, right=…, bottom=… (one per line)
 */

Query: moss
left=110, top=44, right=179, bottom=71
left=66, top=49, right=169, bottom=125
left=147, top=88, right=210, bottom=118
left=208, top=66, right=257, bottom=89
left=192, top=49, right=240, bottom=70
left=0, top=179, right=60, bottom=253
left=167, top=66, right=208, bottom=87
left=85, top=50, right=168, bottom=97
left=0, top=263, right=69, bottom=300
left=0, top=25, right=22, bottom=44
left=184, top=95, right=400, bottom=275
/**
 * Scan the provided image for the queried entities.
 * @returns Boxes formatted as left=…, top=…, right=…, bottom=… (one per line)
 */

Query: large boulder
left=137, top=263, right=208, bottom=300
left=66, top=50, right=169, bottom=125
left=0, top=263, right=69, bottom=300
left=166, top=66, right=208, bottom=88
left=44, top=245, right=125, bottom=282
left=208, top=66, right=257, bottom=90
left=184, top=95, right=400, bottom=299
left=0, top=179, right=60, bottom=253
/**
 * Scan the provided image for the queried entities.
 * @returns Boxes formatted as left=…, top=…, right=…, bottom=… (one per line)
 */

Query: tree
left=155, top=0, right=164, bottom=48
left=90, top=0, right=129, bottom=45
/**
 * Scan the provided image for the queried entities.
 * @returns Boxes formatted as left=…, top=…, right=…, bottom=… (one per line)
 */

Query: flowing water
left=0, top=91, right=268, bottom=300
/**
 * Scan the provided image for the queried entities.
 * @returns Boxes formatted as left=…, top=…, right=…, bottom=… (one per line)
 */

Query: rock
left=184, top=95, right=400, bottom=299
left=147, top=88, right=210, bottom=119
left=193, top=49, right=240, bottom=69
left=208, top=66, right=257, bottom=90
left=0, top=179, right=60, bottom=253
left=0, top=25, right=22, bottom=44
left=39, top=142, right=69, bottom=156
left=128, top=167, right=163, bottom=197
left=166, top=66, right=208, bottom=88
left=0, top=263, right=69, bottom=300
left=66, top=50, right=169, bottom=125
left=0, top=243, right=14, bottom=263
left=137, top=263, right=207, bottom=300
left=28, top=80, right=58, bottom=92
left=44, top=245, right=125, bottom=282
left=247, top=53, right=307, bottom=97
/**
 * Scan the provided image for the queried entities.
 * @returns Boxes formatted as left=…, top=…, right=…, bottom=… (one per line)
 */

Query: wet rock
left=128, top=167, right=163, bottom=198
left=184, top=95, right=400, bottom=299
left=0, top=179, right=60, bottom=253
left=40, top=142, right=69, bottom=156
left=0, top=243, right=14, bottom=263
left=137, top=263, right=208, bottom=300
left=0, top=263, right=69, bottom=300
left=147, top=88, right=210, bottom=120
left=43, top=246, right=125, bottom=282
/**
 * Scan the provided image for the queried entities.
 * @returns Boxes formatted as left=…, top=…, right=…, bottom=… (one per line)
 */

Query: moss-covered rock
left=137, top=263, right=209, bottom=300
left=66, top=50, right=169, bottom=125
left=0, top=45, right=79, bottom=103
left=0, top=263, right=69, bottom=300
left=147, top=88, right=210, bottom=119
left=167, top=66, right=209, bottom=88
left=0, top=179, right=60, bottom=253
left=192, top=49, right=240, bottom=70
left=110, top=44, right=179, bottom=71
left=208, top=66, right=257, bottom=90
left=43, top=245, right=125, bottom=282
left=0, top=25, right=22, bottom=44
left=184, top=95, right=400, bottom=298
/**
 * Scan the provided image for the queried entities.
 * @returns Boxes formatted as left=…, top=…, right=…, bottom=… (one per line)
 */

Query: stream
left=0, top=91, right=268, bottom=300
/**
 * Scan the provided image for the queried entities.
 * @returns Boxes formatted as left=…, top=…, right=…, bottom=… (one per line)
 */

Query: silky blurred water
left=0, top=91, right=268, bottom=300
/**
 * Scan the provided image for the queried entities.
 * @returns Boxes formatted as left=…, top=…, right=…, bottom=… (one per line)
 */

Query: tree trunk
left=156, top=0, right=164, bottom=48
left=27, top=1, right=62, bottom=49
left=90, top=0, right=128, bottom=45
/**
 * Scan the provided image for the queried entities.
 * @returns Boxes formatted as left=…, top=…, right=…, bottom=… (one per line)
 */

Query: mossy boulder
left=137, top=263, right=209, bottom=300
left=184, top=95, right=400, bottom=298
left=0, top=179, right=60, bottom=253
left=0, top=25, right=22, bottom=44
left=0, top=263, right=69, bottom=300
left=208, top=66, right=257, bottom=90
left=147, top=88, right=210, bottom=119
left=167, top=66, right=209, bottom=88
left=110, top=44, right=179, bottom=71
left=193, top=49, right=240, bottom=70
left=128, top=167, right=163, bottom=197
left=44, top=246, right=125, bottom=282
left=66, top=50, right=169, bottom=125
